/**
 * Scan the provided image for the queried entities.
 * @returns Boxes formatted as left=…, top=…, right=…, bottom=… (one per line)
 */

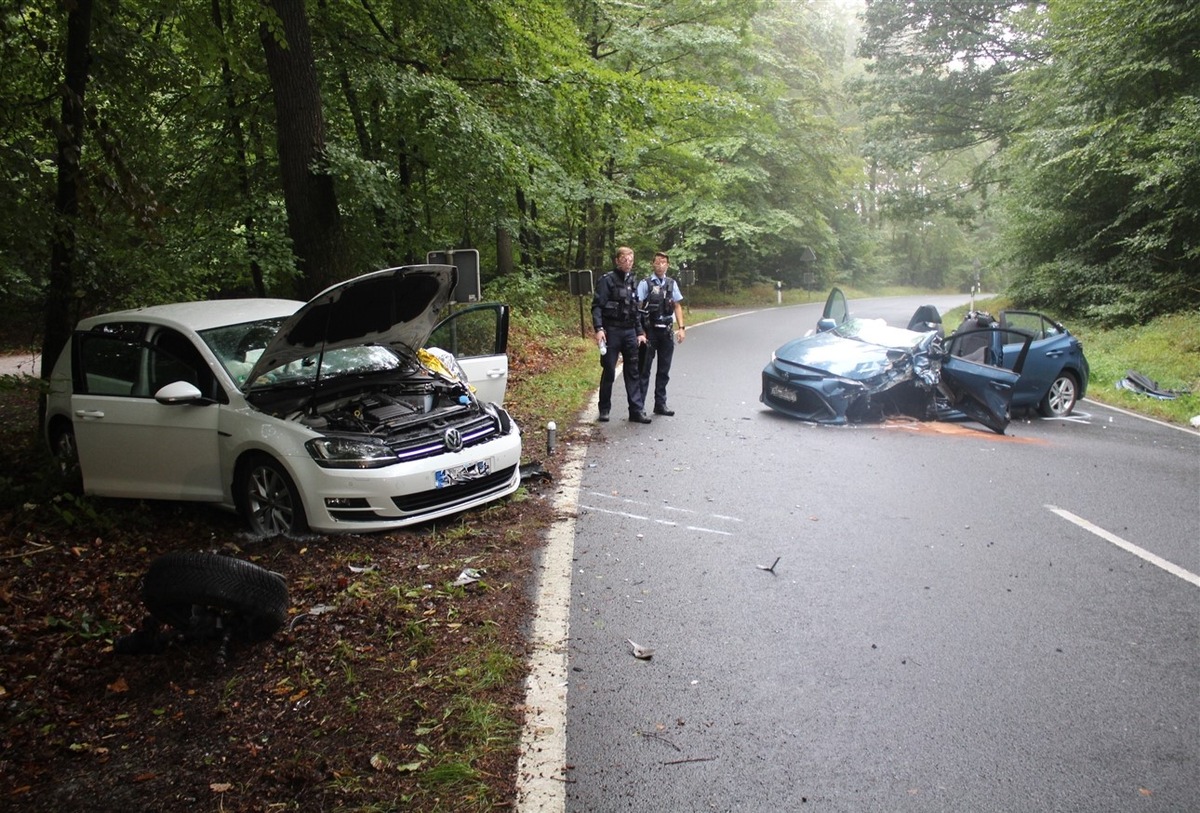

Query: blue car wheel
left=1039, top=371, right=1079, bottom=417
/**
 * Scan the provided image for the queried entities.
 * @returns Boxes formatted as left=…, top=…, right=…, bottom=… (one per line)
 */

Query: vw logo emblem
left=443, top=428, right=463, bottom=452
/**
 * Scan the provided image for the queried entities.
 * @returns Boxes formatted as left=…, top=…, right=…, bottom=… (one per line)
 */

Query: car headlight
left=305, top=436, right=398, bottom=469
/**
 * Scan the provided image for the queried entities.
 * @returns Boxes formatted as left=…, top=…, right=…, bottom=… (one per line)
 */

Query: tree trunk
left=214, top=0, right=264, bottom=296
left=496, top=226, right=514, bottom=277
left=259, top=0, right=348, bottom=298
left=43, top=0, right=95, bottom=381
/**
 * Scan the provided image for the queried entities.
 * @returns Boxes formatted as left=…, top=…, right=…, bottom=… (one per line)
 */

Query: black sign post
left=569, top=270, right=595, bottom=337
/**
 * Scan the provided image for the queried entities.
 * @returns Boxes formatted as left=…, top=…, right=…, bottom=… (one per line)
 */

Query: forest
left=2, top=0, right=1198, bottom=372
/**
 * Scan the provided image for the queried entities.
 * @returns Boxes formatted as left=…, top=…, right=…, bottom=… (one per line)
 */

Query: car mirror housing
left=816, top=318, right=838, bottom=333
left=154, top=380, right=208, bottom=405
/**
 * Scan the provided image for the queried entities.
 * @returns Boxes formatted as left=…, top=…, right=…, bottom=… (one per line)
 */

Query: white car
left=44, top=265, right=522, bottom=535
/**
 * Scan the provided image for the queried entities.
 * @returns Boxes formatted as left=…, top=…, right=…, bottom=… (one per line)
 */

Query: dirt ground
left=0, top=371, right=578, bottom=812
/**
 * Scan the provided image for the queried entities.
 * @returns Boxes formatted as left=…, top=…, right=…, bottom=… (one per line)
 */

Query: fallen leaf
left=210, top=782, right=232, bottom=793
left=107, top=676, right=129, bottom=694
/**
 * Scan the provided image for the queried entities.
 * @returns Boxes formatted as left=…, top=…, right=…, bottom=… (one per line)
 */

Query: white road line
left=1081, top=398, right=1200, bottom=435
left=585, top=491, right=696, bottom=514
left=1046, top=504, right=1200, bottom=588
left=515, top=436, right=587, bottom=812
left=584, top=490, right=744, bottom=524
left=579, top=504, right=734, bottom=536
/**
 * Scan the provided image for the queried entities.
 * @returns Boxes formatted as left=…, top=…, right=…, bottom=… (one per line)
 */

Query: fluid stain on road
left=879, top=417, right=1050, bottom=443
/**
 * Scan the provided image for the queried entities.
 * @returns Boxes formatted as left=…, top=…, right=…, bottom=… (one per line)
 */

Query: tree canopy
left=855, top=0, right=1200, bottom=322
left=1, top=0, right=1195, bottom=370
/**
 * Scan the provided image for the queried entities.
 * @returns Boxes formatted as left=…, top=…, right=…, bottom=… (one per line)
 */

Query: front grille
left=388, top=413, right=500, bottom=463
left=391, top=464, right=518, bottom=514
left=762, top=374, right=835, bottom=420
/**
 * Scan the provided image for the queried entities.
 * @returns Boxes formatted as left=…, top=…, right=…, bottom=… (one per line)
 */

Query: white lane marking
left=583, top=491, right=744, bottom=523
left=516, top=429, right=588, bottom=811
left=579, top=504, right=734, bottom=536
left=1046, top=504, right=1200, bottom=588
left=1082, top=398, right=1200, bottom=435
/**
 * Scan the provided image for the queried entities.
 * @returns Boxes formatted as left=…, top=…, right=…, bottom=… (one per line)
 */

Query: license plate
left=436, top=459, right=492, bottom=487
left=769, top=383, right=798, bottom=403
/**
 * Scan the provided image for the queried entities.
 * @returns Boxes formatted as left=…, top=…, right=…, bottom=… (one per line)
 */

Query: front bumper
left=295, top=429, right=523, bottom=532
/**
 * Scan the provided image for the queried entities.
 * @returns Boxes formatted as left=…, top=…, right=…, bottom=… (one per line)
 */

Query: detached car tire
left=237, top=454, right=308, bottom=536
left=1038, top=371, right=1079, bottom=417
left=142, top=551, right=289, bottom=641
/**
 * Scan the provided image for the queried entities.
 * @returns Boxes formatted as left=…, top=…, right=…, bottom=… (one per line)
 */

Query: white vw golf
left=44, top=265, right=522, bottom=535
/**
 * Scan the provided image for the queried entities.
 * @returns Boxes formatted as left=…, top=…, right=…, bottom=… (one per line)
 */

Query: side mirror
left=154, top=380, right=210, bottom=405
left=816, top=318, right=838, bottom=333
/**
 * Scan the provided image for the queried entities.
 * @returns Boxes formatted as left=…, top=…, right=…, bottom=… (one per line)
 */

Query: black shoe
left=628, top=412, right=652, bottom=424
left=653, top=406, right=675, bottom=416
left=598, top=411, right=610, bottom=422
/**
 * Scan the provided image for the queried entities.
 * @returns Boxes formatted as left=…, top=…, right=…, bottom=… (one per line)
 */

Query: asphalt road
left=562, top=295, right=1199, bottom=812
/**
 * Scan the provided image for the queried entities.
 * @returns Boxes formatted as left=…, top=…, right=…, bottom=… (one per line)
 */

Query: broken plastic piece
left=1116, top=369, right=1188, bottom=400
left=627, top=639, right=654, bottom=660
left=452, top=568, right=483, bottom=587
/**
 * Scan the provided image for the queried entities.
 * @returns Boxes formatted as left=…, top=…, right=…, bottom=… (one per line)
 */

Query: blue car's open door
left=941, top=329, right=1031, bottom=434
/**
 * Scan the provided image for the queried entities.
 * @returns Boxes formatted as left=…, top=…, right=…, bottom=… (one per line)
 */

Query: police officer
left=592, top=246, right=651, bottom=423
left=636, top=251, right=685, bottom=416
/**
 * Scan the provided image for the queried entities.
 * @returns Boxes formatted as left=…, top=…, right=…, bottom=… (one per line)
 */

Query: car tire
left=236, top=454, right=308, bottom=536
left=141, top=551, right=288, bottom=641
left=1038, top=371, right=1079, bottom=417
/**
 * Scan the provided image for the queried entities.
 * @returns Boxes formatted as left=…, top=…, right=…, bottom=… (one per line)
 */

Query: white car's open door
left=427, top=303, right=511, bottom=406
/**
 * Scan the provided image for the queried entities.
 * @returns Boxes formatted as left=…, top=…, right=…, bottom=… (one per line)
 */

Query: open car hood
left=245, top=265, right=457, bottom=384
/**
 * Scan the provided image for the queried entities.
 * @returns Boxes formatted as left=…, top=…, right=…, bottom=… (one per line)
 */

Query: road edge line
left=515, top=405, right=591, bottom=812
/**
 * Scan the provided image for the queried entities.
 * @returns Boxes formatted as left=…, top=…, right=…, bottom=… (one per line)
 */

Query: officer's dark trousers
left=638, top=326, right=675, bottom=410
left=598, top=325, right=645, bottom=415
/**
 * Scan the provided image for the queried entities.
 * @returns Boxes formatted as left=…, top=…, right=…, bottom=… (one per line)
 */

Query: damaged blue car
left=947, top=309, right=1089, bottom=418
left=761, top=289, right=1031, bottom=434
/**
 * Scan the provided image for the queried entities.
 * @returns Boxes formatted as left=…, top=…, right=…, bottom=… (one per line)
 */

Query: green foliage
left=3, top=0, right=866, bottom=335
left=856, top=0, right=1200, bottom=320
left=1002, top=0, right=1200, bottom=319
left=1071, top=310, right=1200, bottom=425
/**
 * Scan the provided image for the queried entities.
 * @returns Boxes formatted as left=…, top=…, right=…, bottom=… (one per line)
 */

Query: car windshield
left=833, top=317, right=926, bottom=349
left=200, top=318, right=405, bottom=388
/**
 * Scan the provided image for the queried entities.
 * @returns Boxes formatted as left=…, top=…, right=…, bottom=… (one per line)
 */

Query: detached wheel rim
left=52, top=426, right=82, bottom=484
left=54, top=430, right=78, bottom=470
left=245, top=461, right=298, bottom=536
left=1044, top=374, right=1078, bottom=416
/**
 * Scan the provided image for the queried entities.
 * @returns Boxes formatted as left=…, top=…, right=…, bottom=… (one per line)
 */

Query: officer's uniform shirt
left=636, top=275, right=684, bottom=327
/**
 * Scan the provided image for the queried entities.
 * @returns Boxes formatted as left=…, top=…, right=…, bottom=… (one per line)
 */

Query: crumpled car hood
left=773, top=319, right=931, bottom=382
left=245, top=265, right=456, bottom=385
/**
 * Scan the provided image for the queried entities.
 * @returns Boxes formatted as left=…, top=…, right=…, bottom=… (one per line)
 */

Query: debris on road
left=626, top=639, right=654, bottom=660
left=757, top=556, right=781, bottom=574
